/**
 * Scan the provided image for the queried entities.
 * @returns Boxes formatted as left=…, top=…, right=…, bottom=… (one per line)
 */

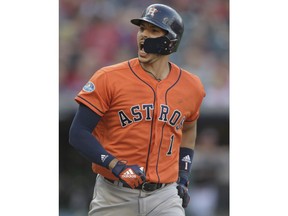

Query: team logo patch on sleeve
left=83, top=81, right=95, bottom=92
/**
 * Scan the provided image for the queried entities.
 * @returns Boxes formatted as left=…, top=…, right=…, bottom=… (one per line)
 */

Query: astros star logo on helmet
left=147, top=7, right=158, bottom=17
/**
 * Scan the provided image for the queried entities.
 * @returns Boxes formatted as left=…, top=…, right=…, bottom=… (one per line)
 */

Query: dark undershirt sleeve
left=69, top=103, right=115, bottom=168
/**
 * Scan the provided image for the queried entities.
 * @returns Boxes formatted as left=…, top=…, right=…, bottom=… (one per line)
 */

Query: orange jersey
left=75, top=58, right=205, bottom=183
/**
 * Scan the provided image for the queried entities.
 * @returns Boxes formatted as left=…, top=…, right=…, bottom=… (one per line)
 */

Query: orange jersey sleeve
left=75, top=69, right=111, bottom=116
left=180, top=70, right=206, bottom=123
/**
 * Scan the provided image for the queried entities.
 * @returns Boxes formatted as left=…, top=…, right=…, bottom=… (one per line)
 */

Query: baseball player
left=69, top=3, right=205, bottom=216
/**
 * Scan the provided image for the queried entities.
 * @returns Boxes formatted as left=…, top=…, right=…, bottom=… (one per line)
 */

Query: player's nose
left=140, top=29, right=152, bottom=38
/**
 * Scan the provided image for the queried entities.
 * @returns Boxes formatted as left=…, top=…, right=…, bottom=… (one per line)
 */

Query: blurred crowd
left=59, top=0, right=229, bottom=118
left=187, top=128, right=229, bottom=216
left=59, top=1, right=229, bottom=216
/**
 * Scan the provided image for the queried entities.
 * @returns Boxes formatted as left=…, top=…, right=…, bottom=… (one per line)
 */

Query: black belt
left=104, top=177, right=170, bottom=192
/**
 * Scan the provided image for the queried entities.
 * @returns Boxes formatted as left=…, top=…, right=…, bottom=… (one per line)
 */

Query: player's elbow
left=69, top=123, right=80, bottom=149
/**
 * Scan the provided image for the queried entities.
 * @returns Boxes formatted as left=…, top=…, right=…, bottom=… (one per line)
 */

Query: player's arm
left=177, top=120, right=197, bottom=208
left=181, top=120, right=197, bottom=149
left=69, top=103, right=116, bottom=168
left=69, top=104, right=145, bottom=188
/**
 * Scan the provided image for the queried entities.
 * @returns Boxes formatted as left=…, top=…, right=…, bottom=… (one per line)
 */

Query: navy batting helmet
left=131, top=4, right=184, bottom=55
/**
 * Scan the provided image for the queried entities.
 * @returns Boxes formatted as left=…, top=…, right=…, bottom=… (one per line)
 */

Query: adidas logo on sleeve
left=101, top=154, right=108, bottom=163
left=181, top=155, right=191, bottom=163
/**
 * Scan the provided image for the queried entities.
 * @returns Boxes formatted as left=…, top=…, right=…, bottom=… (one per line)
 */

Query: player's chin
left=138, top=49, right=147, bottom=57
left=138, top=53, right=148, bottom=62
left=138, top=50, right=153, bottom=61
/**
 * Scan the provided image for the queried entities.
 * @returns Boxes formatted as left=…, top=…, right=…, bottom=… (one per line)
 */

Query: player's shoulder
left=181, top=68, right=201, bottom=83
left=99, top=59, right=131, bottom=74
left=171, top=63, right=205, bottom=95
left=90, top=59, right=132, bottom=81
left=170, top=63, right=203, bottom=86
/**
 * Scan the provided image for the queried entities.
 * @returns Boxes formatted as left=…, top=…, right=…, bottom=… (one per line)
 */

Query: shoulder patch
left=83, top=81, right=95, bottom=92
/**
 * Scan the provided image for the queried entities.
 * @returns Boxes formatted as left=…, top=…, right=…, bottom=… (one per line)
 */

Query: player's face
left=137, top=21, right=166, bottom=63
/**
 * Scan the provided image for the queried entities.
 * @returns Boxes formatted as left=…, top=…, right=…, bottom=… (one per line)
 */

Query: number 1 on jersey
left=166, top=134, right=175, bottom=156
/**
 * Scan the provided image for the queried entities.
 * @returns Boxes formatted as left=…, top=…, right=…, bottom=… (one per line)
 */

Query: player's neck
left=140, top=59, right=171, bottom=81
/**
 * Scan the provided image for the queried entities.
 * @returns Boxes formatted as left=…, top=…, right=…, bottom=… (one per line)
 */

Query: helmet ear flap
left=144, top=37, right=175, bottom=55
left=168, top=39, right=179, bottom=53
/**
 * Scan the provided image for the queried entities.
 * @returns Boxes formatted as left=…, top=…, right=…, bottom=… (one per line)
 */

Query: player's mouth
left=139, top=41, right=147, bottom=56
left=139, top=42, right=145, bottom=51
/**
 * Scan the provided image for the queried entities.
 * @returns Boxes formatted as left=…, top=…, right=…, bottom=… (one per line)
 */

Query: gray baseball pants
left=88, top=175, right=185, bottom=216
